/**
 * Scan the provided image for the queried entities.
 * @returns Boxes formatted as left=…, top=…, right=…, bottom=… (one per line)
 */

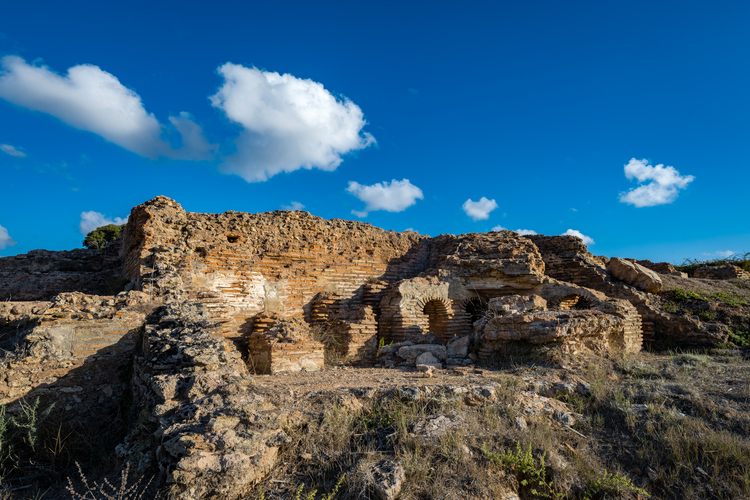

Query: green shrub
left=83, top=224, right=126, bottom=250
left=728, top=330, right=750, bottom=347
left=483, top=442, right=563, bottom=499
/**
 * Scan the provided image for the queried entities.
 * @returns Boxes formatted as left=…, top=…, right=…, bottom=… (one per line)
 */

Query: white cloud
left=281, top=201, right=305, bottom=211
left=79, top=211, right=128, bottom=235
left=703, top=250, right=736, bottom=258
left=619, top=158, right=694, bottom=207
left=210, top=63, right=375, bottom=182
left=0, top=56, right=214, bottom=160
left=515, top=229, right=538, bottom=236
left=0, top=225, right=16, bottom=249
left=561, top=229, right=595, bottom=245
left=491, top=225, right=507, bottom=231
left=0, top=144, right=26, bottom=157
left=346, top=179, right=423, bottom=217
left=462, top=197, right=498, bottom=221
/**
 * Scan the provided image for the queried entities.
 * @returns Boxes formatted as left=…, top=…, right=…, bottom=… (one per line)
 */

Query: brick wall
left=123, top=197, right=430, bottom=342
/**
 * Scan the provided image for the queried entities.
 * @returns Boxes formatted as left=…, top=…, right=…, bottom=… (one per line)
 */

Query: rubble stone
left=371, top=459, right=405, bottom=500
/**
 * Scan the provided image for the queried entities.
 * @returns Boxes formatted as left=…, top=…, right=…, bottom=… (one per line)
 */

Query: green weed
left=582, top=470, right=650, bottom=499
left=483, top=442, right=563, bottom=499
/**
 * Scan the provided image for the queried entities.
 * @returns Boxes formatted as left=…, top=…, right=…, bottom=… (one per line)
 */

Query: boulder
left=415, top=351, right=441, bottom=369
left=397, top=344, right=447, bottom=361
left=446, top=335, right=470, bottom=358
left=607, top=257, right=663, bottom=293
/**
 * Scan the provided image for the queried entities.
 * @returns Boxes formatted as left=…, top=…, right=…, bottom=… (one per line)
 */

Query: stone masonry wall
left=0, top=292, right=152, bottom=430
left=122, top=197, right=430, bottom=343
left=0, top=247, right=123, bottom=301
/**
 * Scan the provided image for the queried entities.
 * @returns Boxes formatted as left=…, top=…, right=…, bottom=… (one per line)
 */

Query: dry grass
left=248, top=346, right=750, bottom=500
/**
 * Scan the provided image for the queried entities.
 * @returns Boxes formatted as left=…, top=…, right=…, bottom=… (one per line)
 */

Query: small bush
left=83, top=224, right=126, bottom=250
left=66, top=461, right=152, bottom=500
left=582, top=470, right=649, bottom=500
left=670, top=288, right=748, bottom=308
left=728, top=330, right=750, bottom=347
left=0, top=398, right=54, bottom=480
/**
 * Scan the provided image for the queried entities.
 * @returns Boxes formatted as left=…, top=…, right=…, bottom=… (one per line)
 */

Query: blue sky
left=1, top=0, right=748, bottom=263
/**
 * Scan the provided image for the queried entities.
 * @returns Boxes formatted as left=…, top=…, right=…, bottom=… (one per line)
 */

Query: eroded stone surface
left=131, top=303, right=288, bottom=500
left=607, top=258, right=663, bottom=293
left=371, top=459, right=406, bottom=500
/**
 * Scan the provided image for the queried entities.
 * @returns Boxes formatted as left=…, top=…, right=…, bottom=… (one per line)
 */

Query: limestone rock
left=607, top=257, right=663, bottom=293
left=412, top=414, right=464, bottom=443
left=446, top=335, right=470, bottom=358
left=488, top=294, right=548, bottom=315
left=483, top=310, right=627, bottom=344
left=397, top=344, right=447, bottom=362
left=371, top=459, right=405, bottom=500
left=636, top=260, right=688, bottom=277
left=464, top=386, right=496, bottom=406
left=415, top=351, right=441, bottom=369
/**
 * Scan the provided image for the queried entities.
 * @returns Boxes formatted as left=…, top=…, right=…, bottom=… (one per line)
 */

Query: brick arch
left=420, top=298, right=451, bottom=340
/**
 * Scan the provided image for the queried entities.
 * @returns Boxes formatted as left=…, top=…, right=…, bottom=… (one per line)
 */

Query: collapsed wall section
left=478, top=280, right=643, bottom=357
left=0, top=292, right=152, bottom=437
left=526, top=234, right=725, bottom=345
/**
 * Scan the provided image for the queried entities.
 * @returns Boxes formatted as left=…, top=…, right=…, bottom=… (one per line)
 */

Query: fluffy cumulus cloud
left=462, top=197, right=498, bottom=221
left=619, top=158, right=694, bottom=207
left=79, top=211, right=128, bottom=235
left=0, top=56, right=214, bottom=160
left=0, top=144, right=26, bottom=157
left=562, top=229, right=595, bottom=245
left=0, top=225, right=16, bottom=250
left=281, top=201, right=305, bottom=211
left=346, top=179, right=423, bottom=217
left=210, top=63, right=375, bottom=182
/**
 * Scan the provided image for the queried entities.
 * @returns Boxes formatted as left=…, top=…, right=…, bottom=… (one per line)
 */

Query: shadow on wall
left=0, top=334, right=141, bottom=492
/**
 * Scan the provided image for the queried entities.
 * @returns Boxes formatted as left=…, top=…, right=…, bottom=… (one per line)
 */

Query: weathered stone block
left=607, top=257, right=663, bottom=293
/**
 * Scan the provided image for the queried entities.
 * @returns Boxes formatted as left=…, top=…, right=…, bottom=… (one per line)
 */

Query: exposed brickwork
left=123, top=197, right=430, bottom=348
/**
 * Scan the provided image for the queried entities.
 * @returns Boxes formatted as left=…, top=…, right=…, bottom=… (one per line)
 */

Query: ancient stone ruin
left=0, top=195, right=740, bottom=498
